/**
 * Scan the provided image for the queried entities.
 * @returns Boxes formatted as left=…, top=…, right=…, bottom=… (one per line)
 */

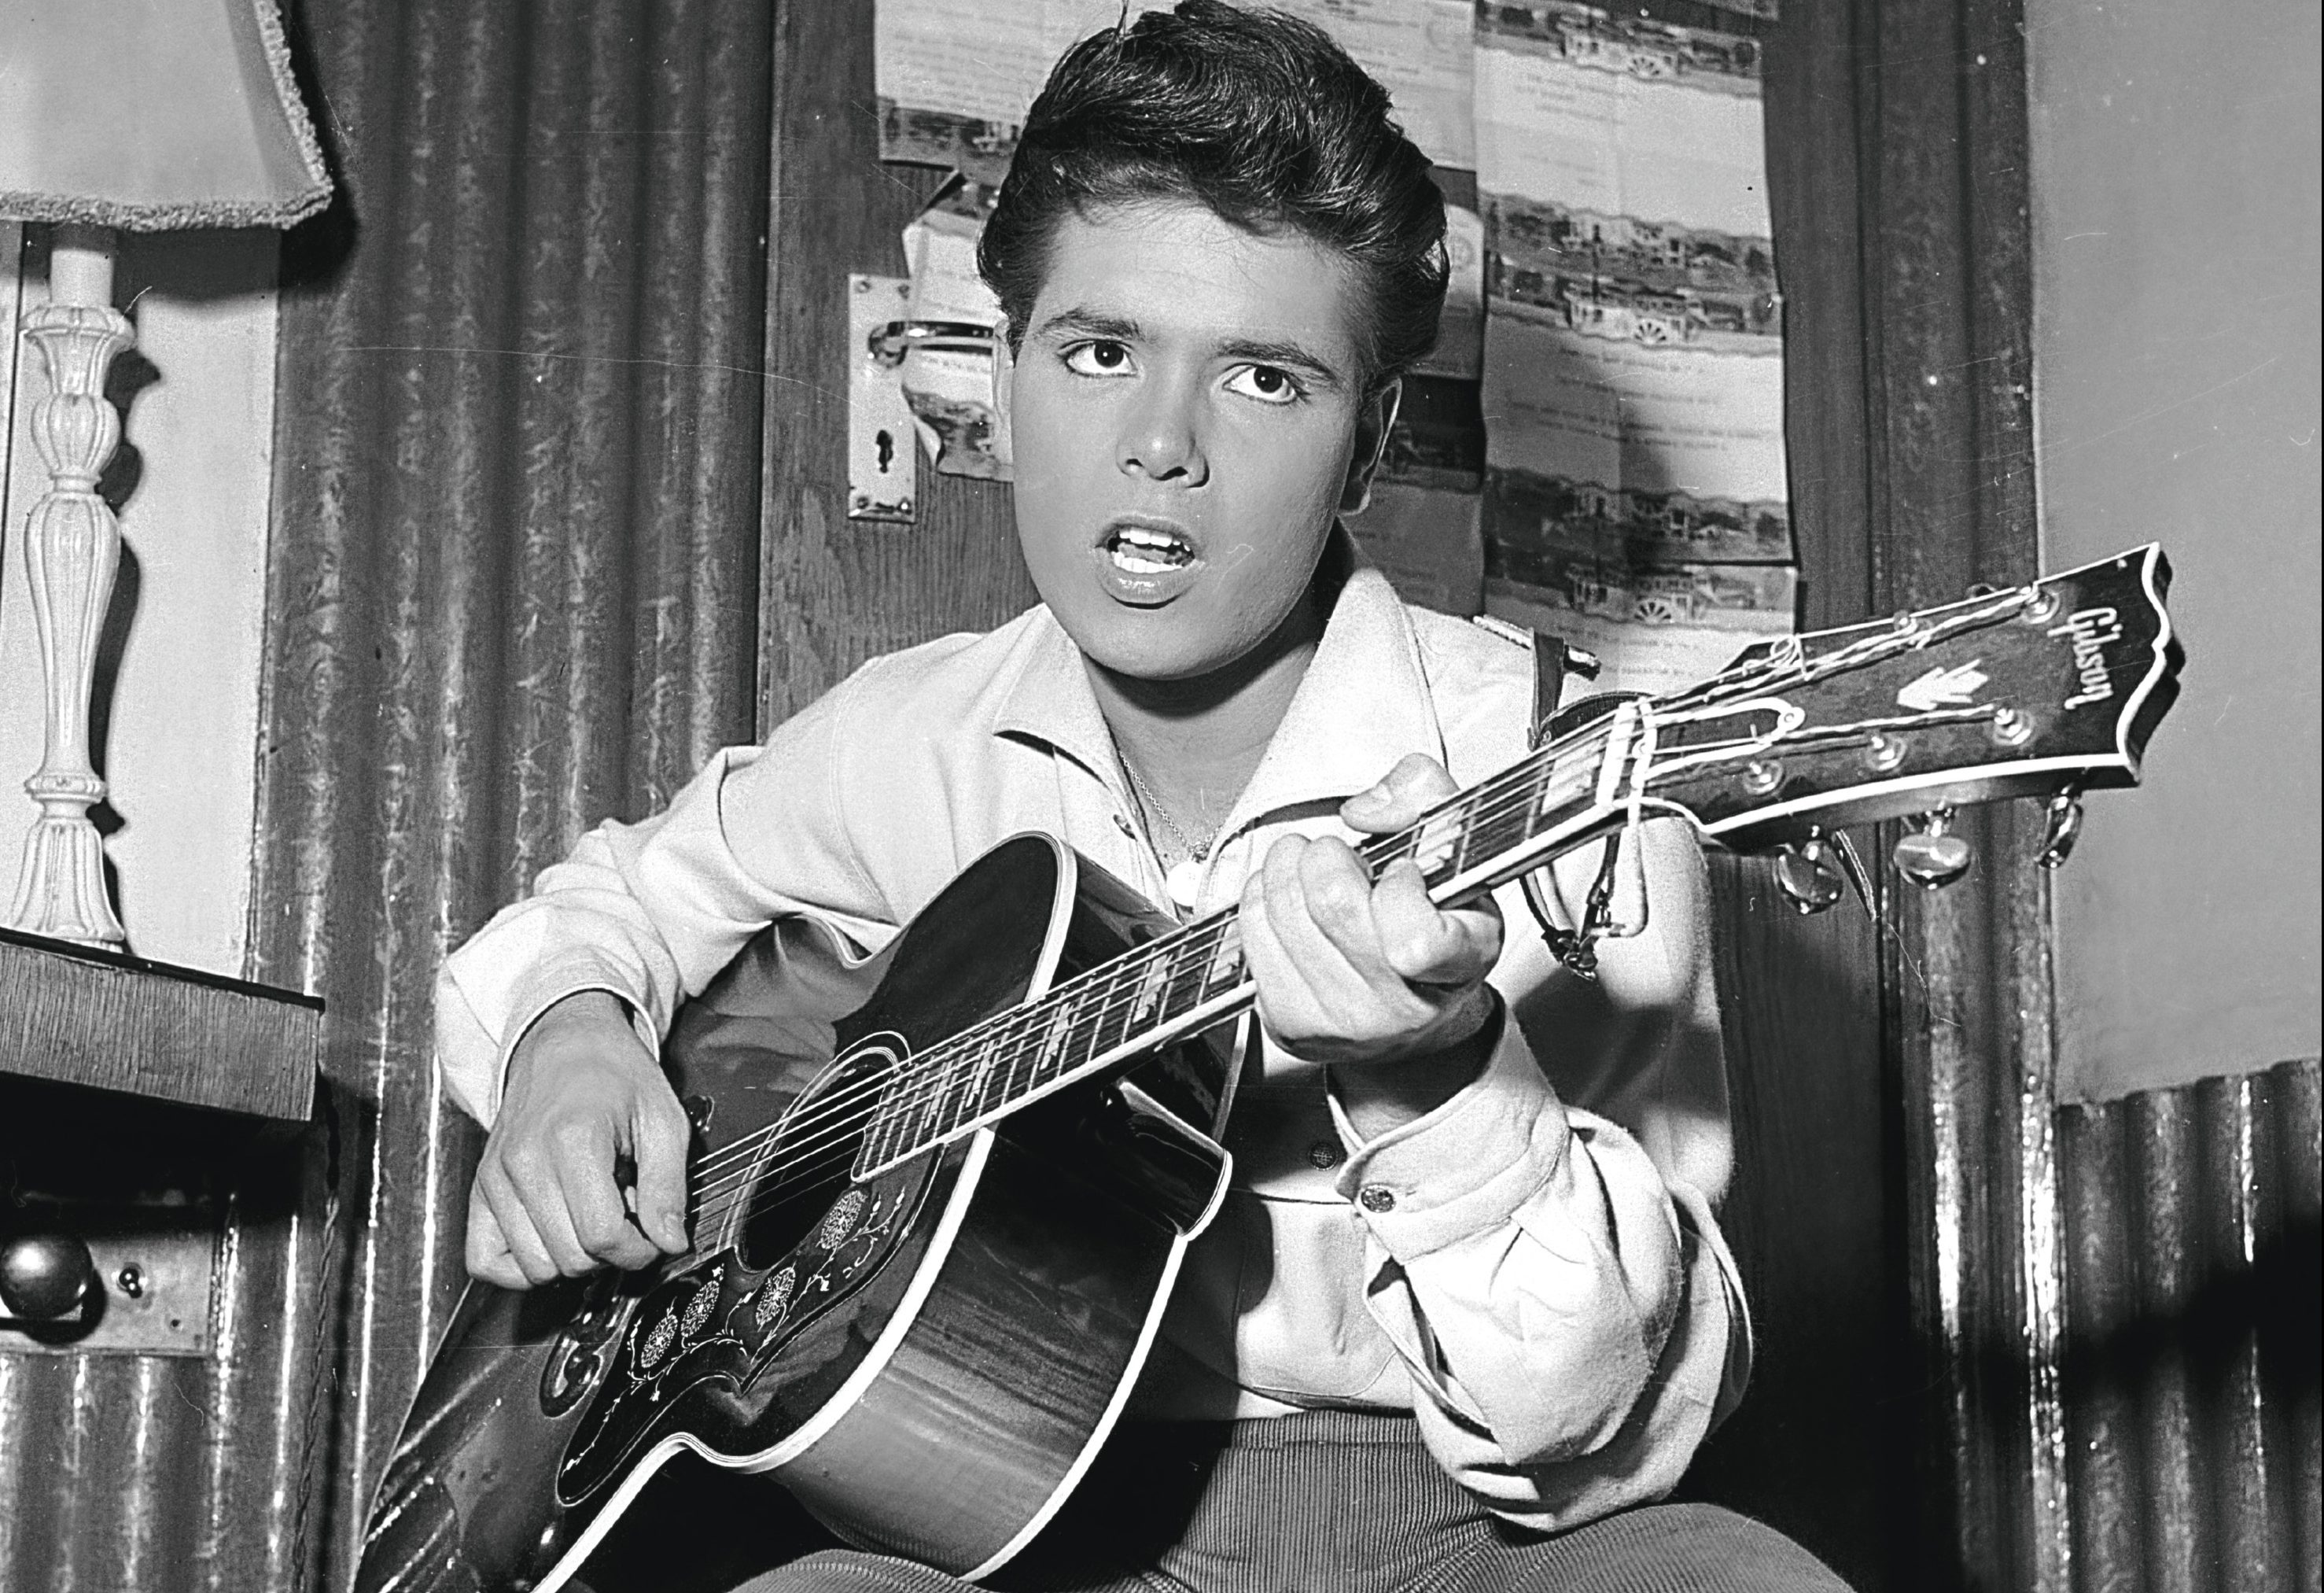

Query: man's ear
left=989, top=318, right=1016, bottom=467
left=1339, top=374, right=1401, bottom=517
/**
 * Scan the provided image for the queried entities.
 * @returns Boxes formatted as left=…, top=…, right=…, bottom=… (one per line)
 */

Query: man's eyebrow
left=1214, top=336, right=1350, bottom=390
left=1033, top=308, right=1144, bottom=343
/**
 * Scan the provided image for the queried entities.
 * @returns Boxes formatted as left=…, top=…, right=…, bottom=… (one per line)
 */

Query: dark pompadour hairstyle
left=978, top=0, right=1449, bottom=388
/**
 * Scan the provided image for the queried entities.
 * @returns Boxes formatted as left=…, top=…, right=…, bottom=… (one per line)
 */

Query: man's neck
left=1085, top=581, right=1331, bottom=839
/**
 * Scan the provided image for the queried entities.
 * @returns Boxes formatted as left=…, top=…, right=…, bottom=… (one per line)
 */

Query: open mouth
left=1103, top=522, right=1199, bottom=575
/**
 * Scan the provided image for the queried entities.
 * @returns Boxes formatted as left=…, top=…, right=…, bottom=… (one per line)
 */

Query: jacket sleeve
left=1327, top=817, right=1749, bottom=1529
left=434, top=667, right=900, bottom=1129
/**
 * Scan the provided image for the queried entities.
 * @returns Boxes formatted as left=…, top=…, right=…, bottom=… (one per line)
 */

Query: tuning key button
left=2037, top=793, right=2084, bottom=869
left=1774, top=840, right=1847, bottom=915
left=1893, top=812, right=1974, bottom=889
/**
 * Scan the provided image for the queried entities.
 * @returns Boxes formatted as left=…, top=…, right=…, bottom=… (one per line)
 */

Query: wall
left=0, top=225, right=277, bottom=976
left=2028, top=0, right=2323, bottom=1101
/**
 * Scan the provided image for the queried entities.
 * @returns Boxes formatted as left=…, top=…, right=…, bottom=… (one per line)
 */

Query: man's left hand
left=1239, top=754, right=1502, bottom=1127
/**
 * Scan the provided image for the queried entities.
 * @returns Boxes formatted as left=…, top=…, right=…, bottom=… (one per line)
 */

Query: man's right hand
left=465, top=990, right=694, bottom=1289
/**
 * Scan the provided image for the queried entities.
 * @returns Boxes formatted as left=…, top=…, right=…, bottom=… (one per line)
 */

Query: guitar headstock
left=1643, top=544, right=2180, bottom=852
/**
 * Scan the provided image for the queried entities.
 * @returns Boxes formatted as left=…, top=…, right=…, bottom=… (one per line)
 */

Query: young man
left=438, top=5, right=1849, bottom=1588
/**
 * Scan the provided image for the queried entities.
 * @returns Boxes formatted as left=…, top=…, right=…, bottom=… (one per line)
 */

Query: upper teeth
left=1115, top=527, right=1185, bottom=554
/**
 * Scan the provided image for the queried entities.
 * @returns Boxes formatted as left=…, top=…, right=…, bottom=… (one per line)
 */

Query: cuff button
left=1357, top=1185, right=1397, bottom=1214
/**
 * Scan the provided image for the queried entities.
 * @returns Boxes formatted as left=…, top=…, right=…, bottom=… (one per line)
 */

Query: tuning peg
left=1774, top=838, right=1847, bottom=914
left=1892, top=809, right=1974, bottom=889
left=2037, top=791, right=2084, bottom=869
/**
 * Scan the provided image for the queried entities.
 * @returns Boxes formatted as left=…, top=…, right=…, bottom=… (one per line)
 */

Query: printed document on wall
left=1474, top=3, right=1794, bottom=694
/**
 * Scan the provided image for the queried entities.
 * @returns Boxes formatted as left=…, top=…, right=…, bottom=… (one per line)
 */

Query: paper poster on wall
left=1474, top=7, right=1770, bottom=235
left=1268, top=0, right=1477, bottom=167
left=1482, top=309, right=1785, bottom=505
left=876, top=0, right=1163, bottom=175
left=1473, top=1, right=1793, bottom=679
left=876, top=0, right=1479, bottom=174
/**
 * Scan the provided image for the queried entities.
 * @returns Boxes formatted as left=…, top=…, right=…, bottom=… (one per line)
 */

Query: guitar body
left=357, top=835, right=1240, bottom=1593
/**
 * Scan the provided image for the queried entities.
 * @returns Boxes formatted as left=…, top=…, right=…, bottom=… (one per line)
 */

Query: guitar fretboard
left=850, top=711, right=1628, bottom=1178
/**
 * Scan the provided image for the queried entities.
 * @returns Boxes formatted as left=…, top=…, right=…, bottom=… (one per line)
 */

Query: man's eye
left=1225, top=364, right=1302, bottom=404
left=1063, top=341, right=1133, bottom=375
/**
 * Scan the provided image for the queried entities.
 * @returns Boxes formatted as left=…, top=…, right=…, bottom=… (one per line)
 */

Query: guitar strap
left=1468, top=617, right=1626, bottom=980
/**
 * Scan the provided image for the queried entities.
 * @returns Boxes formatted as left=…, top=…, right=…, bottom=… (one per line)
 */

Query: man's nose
left=1118, top=380, right=1208, bottom=485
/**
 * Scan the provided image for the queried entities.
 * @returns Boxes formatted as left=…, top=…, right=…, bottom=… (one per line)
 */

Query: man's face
left=998, top=199, right=1391, bottom=684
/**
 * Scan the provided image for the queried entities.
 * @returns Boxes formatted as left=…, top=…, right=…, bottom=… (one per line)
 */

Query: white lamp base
left=6, top=226, right=130, bottom=948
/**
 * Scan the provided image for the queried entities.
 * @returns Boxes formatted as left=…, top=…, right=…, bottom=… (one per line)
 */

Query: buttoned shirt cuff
left=1325, top=996, right=1568, bottom=1259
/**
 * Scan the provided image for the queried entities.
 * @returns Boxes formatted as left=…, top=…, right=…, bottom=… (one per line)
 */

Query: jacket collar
left=993, top=529, right=1446, bottom=835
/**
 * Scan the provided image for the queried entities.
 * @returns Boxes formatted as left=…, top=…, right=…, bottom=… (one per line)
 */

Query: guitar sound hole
left=735, top=1046, right=895, bottom=1270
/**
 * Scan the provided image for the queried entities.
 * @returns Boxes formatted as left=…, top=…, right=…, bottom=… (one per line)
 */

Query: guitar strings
left=675, top=722, right=1630, bottom=1219
left=669, top=905, right=1248, bottom=1188
left=672, top=717, right=1615, bottom=1197
left=675, top=758, right=1592, bottom=1217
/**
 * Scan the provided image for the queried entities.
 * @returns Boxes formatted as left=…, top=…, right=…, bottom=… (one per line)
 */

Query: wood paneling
left=756, top=0, right=1037, bottom=728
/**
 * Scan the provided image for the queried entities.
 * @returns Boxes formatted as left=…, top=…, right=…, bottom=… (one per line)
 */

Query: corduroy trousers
left=731, top=1409, right=1851, bottom=1593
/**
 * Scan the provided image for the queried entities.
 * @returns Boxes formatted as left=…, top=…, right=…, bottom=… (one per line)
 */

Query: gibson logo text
left=2050, top=606, right=2120, bottom=710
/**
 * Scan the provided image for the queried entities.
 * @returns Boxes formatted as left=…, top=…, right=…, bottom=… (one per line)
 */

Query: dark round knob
left=1774, top=841, right=1846, bottom=915
left=1, top=1233, right=94, bottom=1321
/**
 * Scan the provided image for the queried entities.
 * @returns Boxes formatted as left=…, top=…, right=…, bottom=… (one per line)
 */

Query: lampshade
left=0, top=0, right=332, bottom=230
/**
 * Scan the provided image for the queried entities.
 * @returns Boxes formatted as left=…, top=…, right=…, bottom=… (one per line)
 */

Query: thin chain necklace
left=1117, top=750, right=1218, bottom=864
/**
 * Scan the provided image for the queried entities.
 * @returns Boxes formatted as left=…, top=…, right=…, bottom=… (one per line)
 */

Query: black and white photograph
left=0, top=3, right=2315, bottom=1591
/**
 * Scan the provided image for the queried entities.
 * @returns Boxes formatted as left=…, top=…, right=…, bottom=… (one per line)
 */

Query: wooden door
left=753, top=3, right=1036, bottom=730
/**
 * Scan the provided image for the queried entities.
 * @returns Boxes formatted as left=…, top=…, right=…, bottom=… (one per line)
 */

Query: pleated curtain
left=250, top=2, right=772, bottom=1582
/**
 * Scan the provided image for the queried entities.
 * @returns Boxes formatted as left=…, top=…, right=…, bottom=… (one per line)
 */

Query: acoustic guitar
left=355, top=546, right=2179, bottom=1592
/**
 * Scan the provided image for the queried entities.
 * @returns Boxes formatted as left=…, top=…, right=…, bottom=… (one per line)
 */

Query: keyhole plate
left=847, top=274, right=917, bottom=523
